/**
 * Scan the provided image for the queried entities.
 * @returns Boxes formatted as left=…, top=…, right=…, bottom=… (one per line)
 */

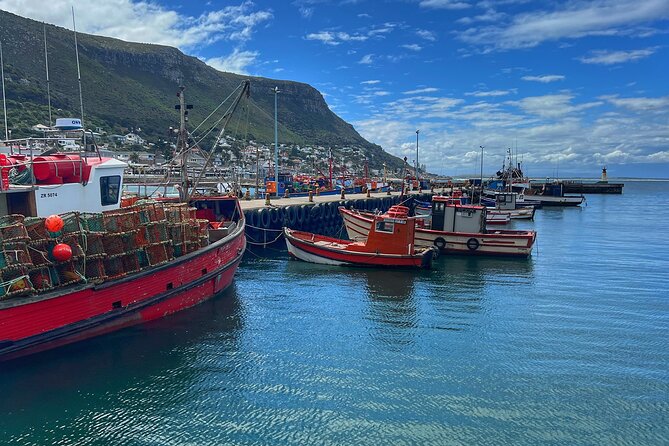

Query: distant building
left=124, top=133, right=145, bottom=145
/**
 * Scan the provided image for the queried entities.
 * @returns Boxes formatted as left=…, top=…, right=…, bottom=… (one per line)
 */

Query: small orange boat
left=284, top=205, right=437, bottom=269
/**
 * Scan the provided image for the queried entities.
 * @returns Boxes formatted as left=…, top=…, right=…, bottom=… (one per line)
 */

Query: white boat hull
left=341, top=209, right=535, bottom=257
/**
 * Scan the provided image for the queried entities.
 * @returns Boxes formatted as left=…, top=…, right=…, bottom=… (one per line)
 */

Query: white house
left=124, top=133, right=145, bottom=145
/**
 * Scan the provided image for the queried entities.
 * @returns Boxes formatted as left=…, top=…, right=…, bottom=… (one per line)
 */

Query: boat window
left=375, top=220, right=395, bottom=233
left=100, top=175, right=121, bottom=206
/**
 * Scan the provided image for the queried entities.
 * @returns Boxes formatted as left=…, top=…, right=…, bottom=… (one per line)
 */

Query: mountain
left=0, top=9, right=405, bottom=171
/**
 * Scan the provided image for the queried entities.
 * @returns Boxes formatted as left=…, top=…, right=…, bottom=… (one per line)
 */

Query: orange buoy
left=45, top=214, right=64, bottom=233
left=52, top=243, right=73, bottom=262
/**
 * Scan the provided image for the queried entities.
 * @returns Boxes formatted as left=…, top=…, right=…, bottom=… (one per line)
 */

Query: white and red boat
left=416, top=194, right=510, bottom=225
left=341, top=196, right=536, bottom=257
left=285, top=205, right=436, bottom=269
left=0, top=84, right=248, bottom=361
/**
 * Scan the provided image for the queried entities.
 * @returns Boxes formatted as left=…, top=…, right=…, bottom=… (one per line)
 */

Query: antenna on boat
left=72, top=7, right=85, bottom=127
left=43, top=23, right=53, bottom=127
left=0, top=41, right=8, bottom=141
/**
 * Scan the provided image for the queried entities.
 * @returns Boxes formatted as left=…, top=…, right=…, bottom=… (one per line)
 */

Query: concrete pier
left=242, top=190, right=433, bottom=247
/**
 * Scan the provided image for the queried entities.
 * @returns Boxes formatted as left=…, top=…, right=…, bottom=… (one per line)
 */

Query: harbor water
left=1, top=181, right=668, bottom=445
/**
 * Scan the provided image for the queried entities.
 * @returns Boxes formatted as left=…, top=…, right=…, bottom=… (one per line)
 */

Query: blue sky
left=2, top=0, right=668, bottom=177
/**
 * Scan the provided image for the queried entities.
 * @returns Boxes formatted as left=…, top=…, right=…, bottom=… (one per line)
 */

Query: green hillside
left=0, top=9, right=405, bottom=171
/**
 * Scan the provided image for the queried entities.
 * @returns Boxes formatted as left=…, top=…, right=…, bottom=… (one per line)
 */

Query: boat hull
left=529, top=195, right=584, bottom=206
left=0, top=220, right=246, bottom=361
left=487, top=207, right=536, bottom=220
left=341, top=208, right=535, bottom=257
left=284, top=228, right=432, bottom=268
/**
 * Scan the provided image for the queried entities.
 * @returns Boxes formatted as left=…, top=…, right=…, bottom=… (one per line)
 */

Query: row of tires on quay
left=244, top=195, right=417, bottom=246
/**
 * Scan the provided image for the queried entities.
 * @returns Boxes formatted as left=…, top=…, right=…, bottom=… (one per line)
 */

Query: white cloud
left=458, top=0, right=669, bottom=50
left=602, top=95, right=669, bottom=111
left=510, top=94, right=603, bottom=118
left=361, top=80, right=381, bottom=85
left=305, top=31, right=368, bottom=45
left=521, top=74, right=565, bottom=83
left=457, top=9, right=506, bottom=24
left=419, top=0, right=471, bottom=10
left=205, top=49, right=259, bottom=75
left=465, top=90, right=515, bottom=97
left=305, top=24, right=398, bottom=46
left=0, top=0, right=273, bottom=50
left=359, top=54, right=374, bottom=64
left=416, top=29, right=437, bottom=41
left=403, top=87, right=439, bottom=95
left=578, top=47, right=658, bottom=65
left=349, top=90, right=669, bottom=175
left=401, top=44, right=423, bottom=51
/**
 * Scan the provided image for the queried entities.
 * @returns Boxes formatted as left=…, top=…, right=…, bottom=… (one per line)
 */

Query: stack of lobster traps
left=0, top=200, right=212, bottom=301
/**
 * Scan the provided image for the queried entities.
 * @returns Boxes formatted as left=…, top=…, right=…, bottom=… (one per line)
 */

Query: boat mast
left=44, top=23, right=53, bottom=127
left=329, top=148, right=333, bottom=189
left=72, top=7, right=85, bottom=127
left=177, top=85, right=189, bottom=201
left=0, top=41, right=8, bottom=141
left=188, top=80, right=250, bottom=197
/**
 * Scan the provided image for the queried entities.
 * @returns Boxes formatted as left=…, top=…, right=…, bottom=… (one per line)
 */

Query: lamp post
left=479, top=145, right=484, bottom=204
left=415, top=129, right=420, bottom=190
left=273, top=86, right=280, bottom=197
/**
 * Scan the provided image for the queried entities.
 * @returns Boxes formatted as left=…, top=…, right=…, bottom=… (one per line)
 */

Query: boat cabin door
left=496, top=192, right=516, bottom=210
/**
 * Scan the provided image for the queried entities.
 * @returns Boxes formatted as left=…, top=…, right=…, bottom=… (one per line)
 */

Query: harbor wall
left=243, top=193, right=433, bottom=247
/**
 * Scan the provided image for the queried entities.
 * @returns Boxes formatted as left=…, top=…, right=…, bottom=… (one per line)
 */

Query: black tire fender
left=434, top=237, right=446, bottom=250
left=466, top=237, right=480, bottom=251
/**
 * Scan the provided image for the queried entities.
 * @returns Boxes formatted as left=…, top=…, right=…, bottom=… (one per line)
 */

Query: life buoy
left=260, top=209, right=271, bottom=228
left=434, top=237, right=446, bottom=250
left=466, top=237, right=480, bottom=251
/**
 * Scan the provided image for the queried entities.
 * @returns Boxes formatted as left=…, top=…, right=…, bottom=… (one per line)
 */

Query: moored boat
left=341, top=196, right=536, bottom=257
left=285, top=205, right=436, bottom=269
left=0, top=84, right=249, bottom=361
left=522, top=182, right=584, bottom=206
left=482, top=191, right=536, bottom=220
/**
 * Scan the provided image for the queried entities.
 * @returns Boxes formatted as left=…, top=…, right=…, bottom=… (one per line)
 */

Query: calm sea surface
left=1, top=181, right=668, bottom=445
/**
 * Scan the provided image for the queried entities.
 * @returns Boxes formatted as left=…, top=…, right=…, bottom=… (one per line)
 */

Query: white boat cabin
left=429, top=196, right=486, bottom=233
left=0, top=148, right=126, bottom=217
left=492, top=192, right=517, bottom=210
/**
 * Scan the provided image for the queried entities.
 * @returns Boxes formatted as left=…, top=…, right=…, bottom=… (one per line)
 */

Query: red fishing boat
left=284, top=205, right=436, bottom=269
left=0, top=83, right=248, bottom=361
left=341, top=196, right=536, bottom=257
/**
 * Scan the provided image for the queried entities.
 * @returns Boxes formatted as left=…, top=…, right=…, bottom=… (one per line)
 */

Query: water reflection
left=362, top=268, right=419, bottom=349
left=0, top=287, right=243, bottom=437
left=421, top=256, right=535, bottom=332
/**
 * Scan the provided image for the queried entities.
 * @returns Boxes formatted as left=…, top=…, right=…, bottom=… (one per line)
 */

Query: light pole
left=479, top=145, right=484, bottom=204
left=415, top=129, right=420, bottom=190
left=273, top=86, right=280, bottom=196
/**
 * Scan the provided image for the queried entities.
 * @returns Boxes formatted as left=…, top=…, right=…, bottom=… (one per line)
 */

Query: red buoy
left=45, top=214, right=64, bottom=233
left=52, top=243, right=73, bottom=262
